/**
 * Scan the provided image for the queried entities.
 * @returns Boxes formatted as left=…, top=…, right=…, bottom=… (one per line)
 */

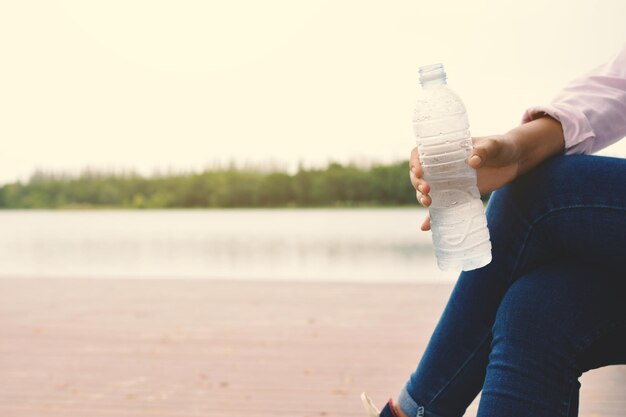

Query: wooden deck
left=0, top=279, right=623, bottom=417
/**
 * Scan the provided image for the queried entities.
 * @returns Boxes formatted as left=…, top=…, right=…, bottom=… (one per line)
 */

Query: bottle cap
left=419, top=64, right=446, bottom=84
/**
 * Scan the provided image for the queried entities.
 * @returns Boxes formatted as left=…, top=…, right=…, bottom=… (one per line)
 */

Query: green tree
left=0, top=159, right=450, bottom=209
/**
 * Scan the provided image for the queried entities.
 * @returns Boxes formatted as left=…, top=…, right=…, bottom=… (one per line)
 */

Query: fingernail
left=470, top=155, right=482, bottom=166
left=420, top=197, right=426, bottom=205
left=417, top=185, right=423, bottom=193
left=411, top=166, right=417, bottom=174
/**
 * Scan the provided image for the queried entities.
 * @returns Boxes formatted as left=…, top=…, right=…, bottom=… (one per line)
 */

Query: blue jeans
left=395, top=155, right=626, bottom=417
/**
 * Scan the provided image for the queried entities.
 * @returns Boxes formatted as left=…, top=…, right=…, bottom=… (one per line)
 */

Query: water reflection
left=0, top=209, right=457, bottom=282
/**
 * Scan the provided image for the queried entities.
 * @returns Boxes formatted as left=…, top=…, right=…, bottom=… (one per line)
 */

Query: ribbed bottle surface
left=413, top=66, right=492, bottom=271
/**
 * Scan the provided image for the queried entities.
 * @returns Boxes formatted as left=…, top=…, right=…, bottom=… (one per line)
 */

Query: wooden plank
left=0, top=279, right=623, bottom=417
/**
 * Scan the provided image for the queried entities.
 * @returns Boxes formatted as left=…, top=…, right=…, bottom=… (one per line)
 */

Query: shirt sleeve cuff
left=521, top=104, right=596, bottom=155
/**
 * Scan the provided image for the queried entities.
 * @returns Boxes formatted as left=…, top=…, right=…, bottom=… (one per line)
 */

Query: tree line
left=0, top=161, right=489, bottom=209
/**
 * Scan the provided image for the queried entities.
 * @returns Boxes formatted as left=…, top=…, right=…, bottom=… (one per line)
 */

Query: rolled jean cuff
left=398, top=387, right=446, bottom=417
left=398, top=386, right=421, bottom=417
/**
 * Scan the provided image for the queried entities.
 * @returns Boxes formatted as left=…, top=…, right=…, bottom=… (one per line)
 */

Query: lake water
left=0, top=209, right=458, bottom=282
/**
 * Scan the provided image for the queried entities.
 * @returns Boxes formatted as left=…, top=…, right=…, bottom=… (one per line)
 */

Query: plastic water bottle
left=412, top=63, right=492, bottom=271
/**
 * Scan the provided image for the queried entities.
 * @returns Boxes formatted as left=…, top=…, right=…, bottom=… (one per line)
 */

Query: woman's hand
left=409, top=135, right=520, bottom=230
left=409, top=116, right=565, bottom=231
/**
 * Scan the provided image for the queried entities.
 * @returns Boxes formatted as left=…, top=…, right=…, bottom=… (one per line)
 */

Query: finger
left=420, top=214, right=431, bottom=231
left=410, top=170, right=431, bottom=194
left=416, top=178, right=430, bottom=195
left=416, top=190, right=432, bottom=207
left=415, top=190, right=423, bottom=205
left=469, top=137, right=503, bottom=169
left=409, top=169, right=419, bottom=190
left=409, top=147, right=423, bottom=178
left=410, top=162, right=423, bottom=179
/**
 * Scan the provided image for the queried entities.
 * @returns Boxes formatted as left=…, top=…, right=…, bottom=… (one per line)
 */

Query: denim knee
left=489, top=264, right=585, bottom=388
left=480, top=262, right=623, bottom=416
left=492, top=268, right=577, bottom=362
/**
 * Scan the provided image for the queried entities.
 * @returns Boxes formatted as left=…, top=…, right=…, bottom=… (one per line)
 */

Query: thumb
left=468, top=137, right=503, bottom=169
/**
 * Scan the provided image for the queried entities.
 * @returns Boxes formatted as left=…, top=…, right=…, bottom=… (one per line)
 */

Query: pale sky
left=1, top=0, right=626, bottom=184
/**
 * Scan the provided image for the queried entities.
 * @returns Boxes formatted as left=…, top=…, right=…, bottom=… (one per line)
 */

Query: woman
left=362, top=45, right=626, bottom=417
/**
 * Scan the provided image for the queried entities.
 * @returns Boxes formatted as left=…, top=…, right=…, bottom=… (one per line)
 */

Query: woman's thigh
left=486, top=154, right=626, bottom=282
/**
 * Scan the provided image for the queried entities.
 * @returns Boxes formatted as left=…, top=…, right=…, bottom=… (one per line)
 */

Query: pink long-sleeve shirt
left=522, top=44, right=626, bottom=155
